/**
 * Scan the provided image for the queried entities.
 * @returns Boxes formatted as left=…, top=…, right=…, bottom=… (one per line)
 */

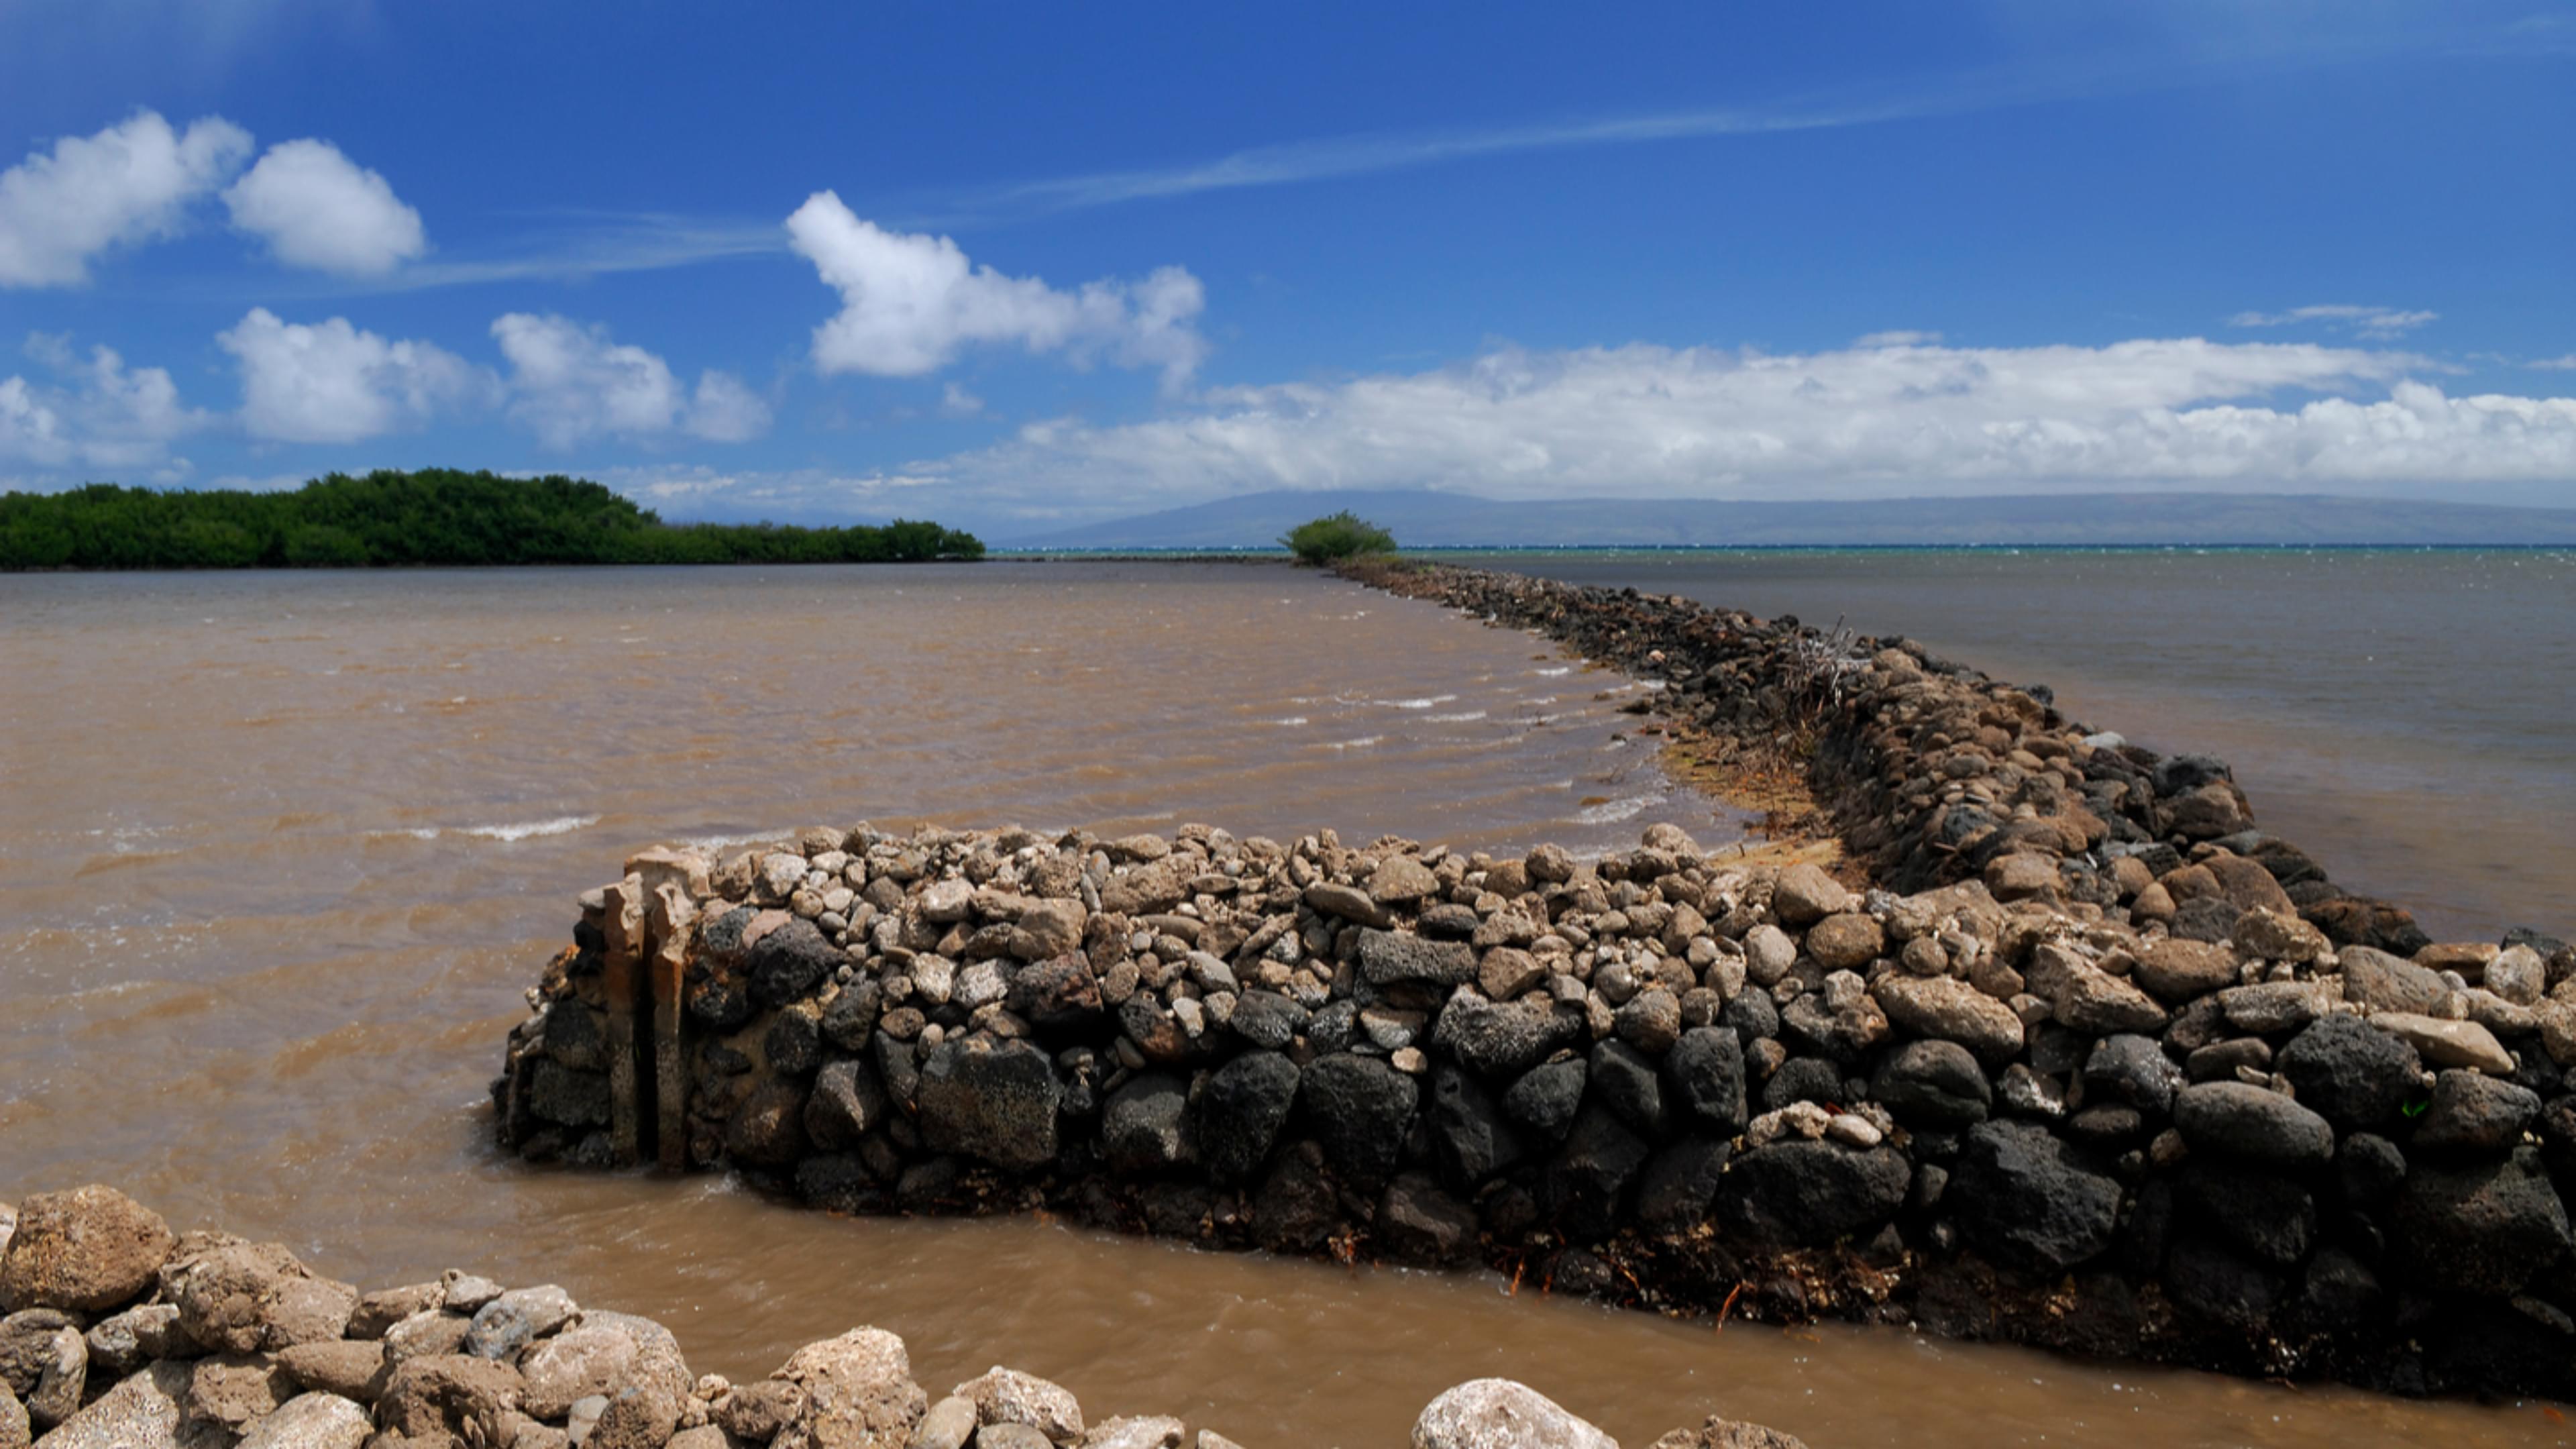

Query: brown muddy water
left=0, top=559, right=2565, bottom=1447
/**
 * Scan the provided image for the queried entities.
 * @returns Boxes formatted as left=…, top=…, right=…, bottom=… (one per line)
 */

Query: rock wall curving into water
left=493, top=561, right=2576, bottom=1405
left=0, top=1184, right=1786, bottom=1449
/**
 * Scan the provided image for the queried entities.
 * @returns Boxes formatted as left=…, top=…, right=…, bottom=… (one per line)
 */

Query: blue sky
left=1, top=1, right=2571, bottom=535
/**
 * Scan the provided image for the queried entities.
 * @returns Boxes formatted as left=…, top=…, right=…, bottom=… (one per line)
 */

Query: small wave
left=1574, top=794, right=1662, bottom=825
left=1320, top=736, right=1383, bottom=751
left=1534, top=666, right=1572, bottom=677
left=392, top=815, right=601, bottom=843
left=1428, top=710, right=1487, bottom=722
left=1376, top=694, right=1458, bottom=710
left=1267, top=716, right=1310, bottom=727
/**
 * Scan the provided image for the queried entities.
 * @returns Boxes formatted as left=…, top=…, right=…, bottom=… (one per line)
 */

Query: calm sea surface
left=1, top=557, right=2567, bottom=1447
left=1449, top=547, right=2576, bottom=943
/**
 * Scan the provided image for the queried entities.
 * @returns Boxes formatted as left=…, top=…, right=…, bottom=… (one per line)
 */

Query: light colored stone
left=1870, top=975, right=2024, bottom=1061
left=1770, top=865, right=1849, bottom=926
left=275, top=1341, right=388, bottom=1404
left=464, top=1286, right=578, bottom=1360
left=187, top=1353, right=295, bottom=1429
left=2230, top=909, right=2329, bottom=963
left=2372, top=1013, right=2516, bottom=1075
left=235, top=1393, right=370, bottom=1449
left=1741, top=926, right=1796, bottom=986
left=953, top=1367, right=1081, bottom=1444
left=382, top=1309, right=472, bottom=1363
left=2487, top=946, right=2548, bottom=1006
left=905, top=1395, right=976, bottom=1449
left=159, top=1240, right=355, bottom=1354
left=1411, top=1379, right=1615, bottom=1449
left=1077, top=1418, right=1185, bottom=1449
left=0, top=1315, right=84, bottom=1428
left=521, top=1314, right=692, bottom=1424
left=768, top=1328, right=925, bottom=1449
left=33, top=1358, right=191, bottom=1449
left=348, top=1285, right=442, bottom=1341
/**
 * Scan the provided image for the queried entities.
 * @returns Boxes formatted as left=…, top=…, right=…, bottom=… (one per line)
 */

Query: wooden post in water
left=598, top=875, right=648, bottom=1165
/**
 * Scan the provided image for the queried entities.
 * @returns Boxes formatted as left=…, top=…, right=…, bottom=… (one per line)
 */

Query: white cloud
left=940, top=382, right=986, bottom=418
left=784, top=191, right=1208, bottom=388
left=217, top=307, right=494, bottom=443
left=0, top=111, right=252, bottom=287
left=223, top=138, right=426, bottom=276
left=0, top=333, right=207, bottom=476
left=833, top=337, right=2576, bottom=521
left=490, top=313, right=769, bottom=448
left=2229, top=304, right=2438, bottom=339
left=2534, top=355, right=2576, bottom=371
left=1854, top=330, right=1943, bottom=348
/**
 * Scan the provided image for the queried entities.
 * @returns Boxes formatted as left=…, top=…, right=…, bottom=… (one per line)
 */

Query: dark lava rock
left=540, top=1004, right=604, bottom=1071
left=1356, top=928, right=1477, bottom=987
left=793, top=1152, right=877, bottom=1212
left=2185, top=1038, right=2271, bottom=1084
left=2396, top=1146, right=2575, bottom=1296
left=916, top=1037, right=1061, bottom=1172
left=2083, top=1033, right=2183, bottom=1117
left=2179, top=1159, right=2316, bottom=1268
left=1225, top=989, right=1307, bottom=1050
left=1762, top=1056, right=1848, bottom=1112
left=1946, top=1119, right=2123, bottom=1273
left=1197, top=1051, right=1299, bottom=1185
left=2153, top=753, right=2234, bottom=796
left=696, top=904, right=754, bottom=964
left=2275, top=1015, right=2422, bottom=1131
left=2337, top=1131, right=2408, bottom=1206
left=2410, top=1070, right=2540, bottom=1157
left=1544, top=1106, right=1652, bottom=1242
left=2165, top=1235, right=2287, bottom=1330
left=1870, top=1040, right=1991, bottom=1129
left=1297, top=1053, right=1419, bottom=1187
left=1417, top=904, right=1481, bottom=939
left=2173, top=1081, right=2334, bottom=1167
left=1427, top=1065, right=1521, bottom=1189
left=2171, top=897, right=2243, bottom=945
left=1665, top=1027, right=1749, bottom=1136
left=529, top=1061, right=610, bottom=1128
left=686, top=971, right=753, bottom=1030
left=1102, top=1071, right=1195, bottom=1175
left=818, top=981, right=881, bottom=1051
left=1305, top=1000, right=1360, bottom=1055
left=1715, top=1140, right=1911, bottom=1247
left=1252, top=1149, right=1339, bottom=1252
left=747, top=919, right=840, bottom=1008
left=1005, top=954, right=1103, bottom=1034
left=1432, top=994, right=1580, bottom=1078
left=802, top=1057, right=886, bottom=1151
left=1721, top=990, right=1779, bottom=1043
left=1376, top=1173, right=1477, bottom=1265
left=1635, top=1137, right=1734, bottom=1234
left=724, top=1077, right=809, bottom=1167
left=2297, top=1246, right=2384, bottom=1324
left=763, top=1007, right=821, bottom=1077
left=1503, top=1058, right=1587, bottom=1146
left=1589, top=1039, right=1666, bottom=1136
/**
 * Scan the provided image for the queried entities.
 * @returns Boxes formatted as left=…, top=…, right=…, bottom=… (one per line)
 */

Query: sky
left=1, top=1, right=2571, bottom=537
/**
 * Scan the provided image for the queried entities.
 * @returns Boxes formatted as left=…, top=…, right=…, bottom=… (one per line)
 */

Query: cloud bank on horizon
left=0, top=3, right=2570, bottom=525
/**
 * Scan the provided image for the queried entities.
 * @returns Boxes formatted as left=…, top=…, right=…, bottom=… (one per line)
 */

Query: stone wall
left=0, top=1185, right=1794, bottom=1449
left=492, top=562, right=2576, bottom=1404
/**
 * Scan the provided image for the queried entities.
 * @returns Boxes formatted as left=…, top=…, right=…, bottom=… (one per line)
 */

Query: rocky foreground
left=0, top=1186, right=1794, bottom=1449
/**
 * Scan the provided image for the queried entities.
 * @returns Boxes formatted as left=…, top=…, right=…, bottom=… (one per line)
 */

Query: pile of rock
left=0, top=1186, right=1796, bottom=1449
left=497, top=806, right=2576, bottom=1401
left=1334, top=558, right=2447, bottom=958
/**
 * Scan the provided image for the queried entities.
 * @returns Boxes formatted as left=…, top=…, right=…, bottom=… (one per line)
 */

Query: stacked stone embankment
left=1335, top=556, right=2463, bottom=958
left=498, top=806, right=2576, bottom=1403
left=0, top=1185, right=1792, bottom=1449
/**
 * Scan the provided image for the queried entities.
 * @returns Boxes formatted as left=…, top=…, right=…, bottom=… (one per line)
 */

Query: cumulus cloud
left=0, top=333, right=207, bottom=474
left=490, top=313, right=769, bottom=448
left=223, top=139, right=427, bottom=276
left=844, top=337, right=2576, bottom=521
left=0, top=111, right=253, bottom=287
left=1854, top=329, right=1942, bottom=348
left=2229, top=305, right=2438, bottom=339
left=784, top=191, right=1208, bottom=388
left=217, top=307, right=494, bottom=443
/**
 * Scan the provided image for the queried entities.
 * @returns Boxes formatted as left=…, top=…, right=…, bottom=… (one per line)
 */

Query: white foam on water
left=1427, top=710, right=1487, bottom=722
left=1573, top=793, right=1662, bottom=824
left=1376, top=694, right=1458, bottom=710
left=393, top=815, right=601, bottom=843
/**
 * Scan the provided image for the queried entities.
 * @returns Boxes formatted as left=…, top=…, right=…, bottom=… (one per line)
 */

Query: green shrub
left=1281, top=511, right=1396, bottom=564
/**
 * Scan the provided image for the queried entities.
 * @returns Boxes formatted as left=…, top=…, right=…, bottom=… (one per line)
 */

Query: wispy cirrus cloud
left=2229, top=304, right=2439, bottom=339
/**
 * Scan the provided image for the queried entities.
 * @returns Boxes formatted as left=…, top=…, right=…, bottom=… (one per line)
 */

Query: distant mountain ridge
left=1006, top=490, right=2576, bottom=549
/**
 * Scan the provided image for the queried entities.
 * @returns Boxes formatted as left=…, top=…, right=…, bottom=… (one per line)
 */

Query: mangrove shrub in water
left=0, top=470, right=986, bottom=570
left=1281, top=511, right=1397, bottom=564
